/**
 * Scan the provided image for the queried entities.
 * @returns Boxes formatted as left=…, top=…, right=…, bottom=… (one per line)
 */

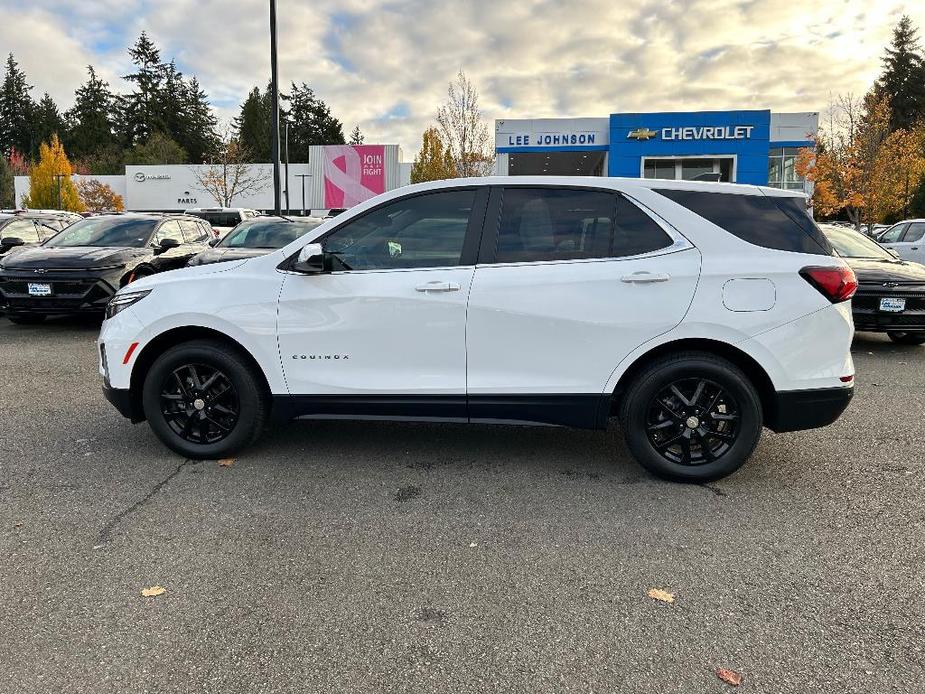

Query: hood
left=0, top=245, right=146, bottom=270
left=126, top=257, right=250, bottom=291
left=188, top=247, right=271, bottom=266
left=846, top=257, right=925, bottom=284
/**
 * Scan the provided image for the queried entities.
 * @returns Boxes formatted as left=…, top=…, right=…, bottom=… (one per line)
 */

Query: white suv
left=100, top=177, right=857, bottom=482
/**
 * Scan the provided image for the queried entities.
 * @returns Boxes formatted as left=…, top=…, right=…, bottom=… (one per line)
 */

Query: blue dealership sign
left=609, top=110, right=772, bottom=184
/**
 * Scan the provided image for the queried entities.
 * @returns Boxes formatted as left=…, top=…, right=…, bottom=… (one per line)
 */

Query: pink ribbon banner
left=323, top=145, right=386, bottom=208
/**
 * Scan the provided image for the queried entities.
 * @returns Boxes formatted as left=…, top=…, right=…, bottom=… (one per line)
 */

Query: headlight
left=105, top=289, right=152, bottom=320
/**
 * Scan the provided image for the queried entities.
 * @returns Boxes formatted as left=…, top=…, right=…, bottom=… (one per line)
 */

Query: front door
left=277, top=188, right=485, bottom=414
left=466, top=186, right=701, bottom=426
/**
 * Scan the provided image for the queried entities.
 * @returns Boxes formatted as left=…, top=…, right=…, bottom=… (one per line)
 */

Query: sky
left=1, top=0, right=924, bottom=156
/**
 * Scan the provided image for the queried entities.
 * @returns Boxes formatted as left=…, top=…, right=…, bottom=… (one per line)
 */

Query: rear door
left=465, top=186, right=701, bottom=425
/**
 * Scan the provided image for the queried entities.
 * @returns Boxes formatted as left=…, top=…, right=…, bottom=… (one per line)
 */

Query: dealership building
left=14, top=144, right=410, bottom=214
left=495, top=109, right=817, bottom=193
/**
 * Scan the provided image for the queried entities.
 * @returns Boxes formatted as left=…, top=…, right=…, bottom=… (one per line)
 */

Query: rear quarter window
left=655, top=189, right=834, bottom=255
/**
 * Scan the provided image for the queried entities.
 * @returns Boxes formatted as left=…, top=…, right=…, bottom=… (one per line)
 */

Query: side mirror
left=292, top=243, right=326, bottom=274
left=0, top=237, right=25, bottom=248
left=156, top=237, right=181, bottom=254
left=208, top=238, right=220, bottom=247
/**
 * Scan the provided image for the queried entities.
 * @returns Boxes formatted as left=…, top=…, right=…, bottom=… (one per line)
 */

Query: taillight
left=800, top=265, right=857, bottom=303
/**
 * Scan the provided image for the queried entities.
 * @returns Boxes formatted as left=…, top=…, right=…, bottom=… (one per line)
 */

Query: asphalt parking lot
left=2, top=319, right=923, bottom=694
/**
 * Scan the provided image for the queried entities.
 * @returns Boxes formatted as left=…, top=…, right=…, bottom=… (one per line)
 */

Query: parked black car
left=819, top=223, right=925, bottom=345
left=0, top=211, right=82, bottom=257
left=186, top=216, right=323, bottom=267
left=0, top=213, right=213, bottom=324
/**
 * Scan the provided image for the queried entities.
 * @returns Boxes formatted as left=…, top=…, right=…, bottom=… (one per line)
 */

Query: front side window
left=496, top=188, right=672, bottom=263
left=879, top=223, right=907, bottom=243
left=1, top=218, right=40, bottom=243
left=153, top=220, right=185, bottom=245
left=322, top=190, right=475, bottom=270
left=44, top=217, right=157, bottom=248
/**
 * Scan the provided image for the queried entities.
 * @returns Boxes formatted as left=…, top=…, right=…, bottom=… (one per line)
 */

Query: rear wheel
left=7, top=314, right=46, bottom=325
left=887, top=331, right=925, bottom=346
left=619, top=352, right=763, bottom=482
left=142, top=340, right=268, bottom=459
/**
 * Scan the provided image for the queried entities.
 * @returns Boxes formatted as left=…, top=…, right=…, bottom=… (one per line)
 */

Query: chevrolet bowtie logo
left=627, top=128, right=658, bottom=140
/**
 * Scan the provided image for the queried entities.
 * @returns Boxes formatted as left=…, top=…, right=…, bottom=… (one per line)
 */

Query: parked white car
left=100, top=177, right=856, bottom=482
left=877, top=219, right=925, bottom=264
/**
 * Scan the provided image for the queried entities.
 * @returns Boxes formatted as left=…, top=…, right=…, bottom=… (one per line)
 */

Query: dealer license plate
left=27, top=283, right=52, bottom=297
left=880, top=297, right=906, bottom=312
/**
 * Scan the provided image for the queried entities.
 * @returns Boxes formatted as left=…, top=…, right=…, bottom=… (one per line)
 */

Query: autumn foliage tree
left=76, top=179, right=124, bottom=212
left=410, top=127, right=456, bottom=183
left=796, top=93, right=924, bottom=230
left=21, top=134, right=84, bottom=211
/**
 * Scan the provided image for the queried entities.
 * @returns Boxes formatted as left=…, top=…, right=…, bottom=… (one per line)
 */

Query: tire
left=7, top=314, right=46, bottom=325
left=618, top=351, right=763, bottom=483
left=887, top=331, right=925, bottom=346
left=142, top=339, right=268, bottom=459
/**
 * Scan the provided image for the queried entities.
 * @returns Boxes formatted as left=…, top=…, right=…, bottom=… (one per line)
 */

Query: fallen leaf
left=646, top=588, right=675, bottom=603
left=141, top=585, right=166, bottom=597
left=715, top=667, right=743, bottom=686
left=469, top=542, right=478, bottom=548
left=13, top=522, right=23, bottom=528
left=218, top=458, right=235, bottom=467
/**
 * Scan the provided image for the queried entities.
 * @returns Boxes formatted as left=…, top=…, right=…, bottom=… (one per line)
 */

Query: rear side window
left=903, top=222, right=925, bottom=243
left=496, top=188, right=672, bottom=263
left=656, top=189, right=833, bottom=255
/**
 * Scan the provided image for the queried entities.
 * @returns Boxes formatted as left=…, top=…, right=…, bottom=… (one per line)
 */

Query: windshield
left=818, top=224, right=895, bottom=260
left=219, top=219, right=321, bottom=249
left=44, top=217, right=158, bottom=248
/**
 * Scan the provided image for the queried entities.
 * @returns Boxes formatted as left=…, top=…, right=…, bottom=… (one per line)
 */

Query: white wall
left=769, top=112, right=818, bottom=142
left=14, top=174, right=126, bottom=209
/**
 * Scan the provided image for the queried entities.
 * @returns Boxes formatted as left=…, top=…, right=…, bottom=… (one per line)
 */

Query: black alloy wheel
left=142, top=339, right=268, bottom=459
left=160, top=363, right=240, bottom=444
left=619, top=352, right=762, bottom=482
left=645, top=377, right=739, bottom=466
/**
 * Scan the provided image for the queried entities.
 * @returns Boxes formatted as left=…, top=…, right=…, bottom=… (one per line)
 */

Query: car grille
left=0, top=275, right=116, bottom=313
left=853, top=284, right=925, bottom=331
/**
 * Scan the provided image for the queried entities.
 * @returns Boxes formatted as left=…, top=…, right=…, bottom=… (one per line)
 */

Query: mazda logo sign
left=134, top=172, right=146, bottom=182
left=133, top=172, right=170, bottom=182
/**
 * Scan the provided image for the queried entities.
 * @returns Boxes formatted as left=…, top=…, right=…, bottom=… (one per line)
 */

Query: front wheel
left=887, top=331, right=925, bottom=346
left=618, top=352, right=763, bottom=482
left=142, top=340, right=268, bottom=459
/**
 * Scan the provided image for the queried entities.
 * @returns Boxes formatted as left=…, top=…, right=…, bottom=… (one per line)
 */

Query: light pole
left=284, top=120, right=290, bottom=216
left=54, top=174, right=66, bottom=210
left=269, top=0, right=281, bottom=216
left=295, top=173, right=312, bottom=215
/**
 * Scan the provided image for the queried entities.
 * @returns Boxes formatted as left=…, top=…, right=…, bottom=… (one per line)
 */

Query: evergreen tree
left=0, top=54, right=35, bottom=157
left=0, top=155, right=14, bottom=208
left=234, top=85, right=273, bottom=161
left=285, top=82, right=345, bottom=161
left=65, top=66, right=118, bottom=160
left=349, top=124, right=364, bottom=145
left=878, top=16, right=925, bottom=131
left=118, top=32, right=166, bottom=146
left=124, top=131, right=188, bottom=164
left=177, top=76, right=218, bottom=162
left=31, top=93, right=66, bottom=159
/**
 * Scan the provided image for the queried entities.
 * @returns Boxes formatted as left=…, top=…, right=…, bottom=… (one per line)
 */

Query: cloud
left=1, top=0, right=923, bottom=156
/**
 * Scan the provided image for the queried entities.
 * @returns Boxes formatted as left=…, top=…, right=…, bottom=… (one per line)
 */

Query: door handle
left=621, top=271, right=671, bottom=284
left=415, top=281, right=461, bottom=292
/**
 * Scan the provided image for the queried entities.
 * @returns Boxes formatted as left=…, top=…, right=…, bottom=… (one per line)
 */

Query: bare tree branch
left=192, top=124, right=270, bottom=207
